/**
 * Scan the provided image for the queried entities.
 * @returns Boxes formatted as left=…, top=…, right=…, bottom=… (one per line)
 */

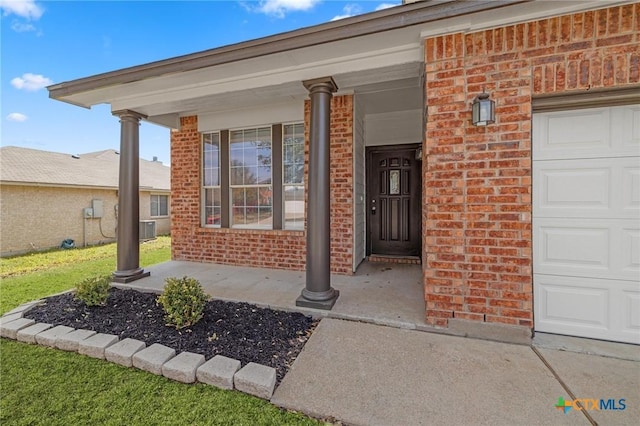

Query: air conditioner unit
left=139, top=220, right=157, bottom=241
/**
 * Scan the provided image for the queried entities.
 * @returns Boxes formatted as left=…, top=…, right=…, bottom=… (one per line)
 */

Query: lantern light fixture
left=472, top=89, right=495, bottom=126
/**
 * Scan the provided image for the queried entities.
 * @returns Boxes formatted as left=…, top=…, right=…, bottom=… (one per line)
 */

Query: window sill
left=198, top=227, right=304, bottom=235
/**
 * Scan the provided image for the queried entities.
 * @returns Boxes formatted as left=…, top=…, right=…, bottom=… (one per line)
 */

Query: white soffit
left=198, top=100, right=304, bottom=133
left=78, top=26, right=424, bottom=113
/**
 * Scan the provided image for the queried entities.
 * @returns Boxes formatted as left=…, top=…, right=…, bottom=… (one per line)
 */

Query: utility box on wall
left=139, top=220, right=156, bottom=241
left=92, top=199, right=104, bottom=218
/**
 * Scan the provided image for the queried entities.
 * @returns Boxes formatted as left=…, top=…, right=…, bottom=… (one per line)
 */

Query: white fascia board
left=146, top=113, right=180, bottom=129
left=419, top=0, right=635, bottom=38
left=109, top=43, right=422, bottom=114
left=198, top=101, right=304, bottom=133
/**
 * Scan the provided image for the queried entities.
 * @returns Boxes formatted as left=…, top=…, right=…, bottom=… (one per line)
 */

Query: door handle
left=371, top=199, right=376, bottom=215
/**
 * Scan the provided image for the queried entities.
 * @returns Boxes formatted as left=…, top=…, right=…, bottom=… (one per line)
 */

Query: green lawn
left=0, top=239, right=321, bottom=425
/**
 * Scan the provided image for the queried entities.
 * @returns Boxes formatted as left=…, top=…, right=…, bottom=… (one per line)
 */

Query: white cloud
left=7, top=112, right=28, bottom=122
left=11, top=73, right=52, bottom=91
left=251, top=0, right=320, bottom=18
left=330, top=4, right=362, bottom=21
left=375, top=2, right=399, bottom=11
left=0, top=0, right=43, bottom=20
left=11, top=20, right=35, bottom=32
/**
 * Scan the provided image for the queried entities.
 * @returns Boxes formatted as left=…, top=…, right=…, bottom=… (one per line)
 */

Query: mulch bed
left=24, top=288, right=316, bottom=383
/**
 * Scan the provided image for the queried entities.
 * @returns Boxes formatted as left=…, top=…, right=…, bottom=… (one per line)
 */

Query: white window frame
left=150, top=194, right=169, bottom=217
left=229, top=126, right=273, bottom=229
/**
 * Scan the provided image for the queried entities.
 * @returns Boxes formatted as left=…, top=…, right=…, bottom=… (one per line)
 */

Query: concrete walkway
left=272, top=318, right=640, bottom=426
left=122, top=261, right=640, bottom=425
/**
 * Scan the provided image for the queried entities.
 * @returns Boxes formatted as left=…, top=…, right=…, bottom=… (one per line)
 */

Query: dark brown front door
left=367, top=144, right=422, bottom=257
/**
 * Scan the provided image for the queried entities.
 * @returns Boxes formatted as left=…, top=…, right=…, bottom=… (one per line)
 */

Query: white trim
left=198, top=102, right=303, bottom=133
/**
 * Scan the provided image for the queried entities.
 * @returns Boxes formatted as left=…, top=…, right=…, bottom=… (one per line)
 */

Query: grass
left=0, top=238, right=322, bottom=425
left=1, top=340, right=318, bottom=426
left=0, top=237, right=170, bottom=315
left=0, top=236, right=172, bottom=278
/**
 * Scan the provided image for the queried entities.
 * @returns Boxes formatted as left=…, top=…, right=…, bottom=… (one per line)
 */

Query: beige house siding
left=0, top=185, right=169, bottom=256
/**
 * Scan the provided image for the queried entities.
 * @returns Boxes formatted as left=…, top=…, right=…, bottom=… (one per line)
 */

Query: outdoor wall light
left=472, top=89, right=495, bottom=126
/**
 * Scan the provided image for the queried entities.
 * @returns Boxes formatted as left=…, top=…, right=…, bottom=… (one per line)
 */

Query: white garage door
left=533, top=104, right=640, bottom=344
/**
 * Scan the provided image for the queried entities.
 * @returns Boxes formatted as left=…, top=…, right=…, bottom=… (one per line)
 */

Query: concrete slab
left=234, top=362, right=276, bottom=400
left=272, top=318, right=580, bottom=426
left=78, top=333, right=119, bottom=359
left=16, top=323, right=53, bottom=344
left=105, top=338, right=146, bottom=367
left=535, top=332, right=640, bottom=362
left=120, top=260, right=426, bottom=335
left=0, top=317, right=35, bottom=339
left=55, top=329, right=97, bottom=352
left=539, top=348, right=640, bottom=426
left=132, top=343, right=176, bottom=375
left=162, top=352, right=205, bottom=383
left=197, top=355, right=241, bottom=390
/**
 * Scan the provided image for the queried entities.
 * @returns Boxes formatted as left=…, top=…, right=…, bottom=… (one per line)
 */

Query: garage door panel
left=623, top=166, right=640, bottom=211
left=534, top=105, right=640, bottom=160
left=534, top=157, right=639, bottom=219
left=534, top=218, right=639, bottom=281
left=621, top=228, right=640, bottom=274
left=615, top=105, right=640, bottom=151
left=535, top=275, right=609, bottom=329
left=621, top=290, right=640, bottom=335
left=534, top=108, right=610, bottom=160
left=535, top=275, right=640, bottom=343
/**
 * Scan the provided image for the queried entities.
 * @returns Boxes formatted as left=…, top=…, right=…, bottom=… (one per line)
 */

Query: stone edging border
left=0, top=298, right=277, bottom=400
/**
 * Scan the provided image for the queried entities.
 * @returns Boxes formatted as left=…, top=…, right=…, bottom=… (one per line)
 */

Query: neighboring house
left=0, top=147, right=170, bottom=256
left=48, top=1, right=639, bottom=345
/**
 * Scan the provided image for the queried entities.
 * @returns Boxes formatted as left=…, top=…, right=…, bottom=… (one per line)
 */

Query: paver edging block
left=197, top=355, right=241, bottom=390
left=78, top=333, right=119, bottom=359
left=105, top=338, right=146, bottom=367
left=4, top=300, right=44, bottom=317
left=56, top=329, right=97, bottom=352
left=132, top=343, right=176, bottom=375
left=35, top=325, right=75, bottom=347
left=17, top=323, right=53, bottom=344
left=1, top=313, right=24, bottom=326
left=0, top=318, right=36, bottom=339
left=162, top=352, right=206, bottom=383
left=234, top=362, right=277, bottom=400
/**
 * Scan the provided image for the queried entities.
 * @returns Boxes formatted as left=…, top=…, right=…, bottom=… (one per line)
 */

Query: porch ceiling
left=130, top=61, right=423, bottom=124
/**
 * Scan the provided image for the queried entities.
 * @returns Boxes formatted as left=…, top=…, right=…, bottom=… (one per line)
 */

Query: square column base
left=295, top=290, right=339, bottom=310
left=112, top=271, right=150, bottom=284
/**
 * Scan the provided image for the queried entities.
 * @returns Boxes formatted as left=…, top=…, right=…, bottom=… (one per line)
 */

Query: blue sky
left=1, top=0, right=400, bottom=164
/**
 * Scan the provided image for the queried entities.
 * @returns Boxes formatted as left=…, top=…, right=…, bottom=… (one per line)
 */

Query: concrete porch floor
left=118, top=260, right=426, bottom=329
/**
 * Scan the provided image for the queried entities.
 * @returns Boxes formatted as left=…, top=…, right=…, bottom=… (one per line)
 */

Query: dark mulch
left=24, top=288, right=316, bottom=383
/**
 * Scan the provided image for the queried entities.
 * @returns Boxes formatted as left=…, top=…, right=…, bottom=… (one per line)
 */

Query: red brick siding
left=171, top=95, right=354, bottom=274
left=423, top=5, right=639, bottom=327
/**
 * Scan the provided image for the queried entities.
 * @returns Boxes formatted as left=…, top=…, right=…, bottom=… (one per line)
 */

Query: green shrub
left=74, top=275, right=111, bottom=306
left=157, top=276, right=208, bottom=329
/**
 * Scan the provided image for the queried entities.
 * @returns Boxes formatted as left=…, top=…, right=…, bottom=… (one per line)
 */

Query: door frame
left=365, top=143, right=422, bottom=257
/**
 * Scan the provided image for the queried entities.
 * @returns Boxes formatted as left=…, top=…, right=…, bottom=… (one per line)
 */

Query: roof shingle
left=0, top=146, right=170, bottom=191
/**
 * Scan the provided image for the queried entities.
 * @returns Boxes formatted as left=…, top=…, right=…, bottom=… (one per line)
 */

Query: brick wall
left=171, top=94, right=354, bottom=274
left=423, top=4, right=639, bottom=327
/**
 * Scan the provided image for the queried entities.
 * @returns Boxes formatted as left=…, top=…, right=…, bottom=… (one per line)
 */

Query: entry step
left=368, top=255, right=421, bottom=265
